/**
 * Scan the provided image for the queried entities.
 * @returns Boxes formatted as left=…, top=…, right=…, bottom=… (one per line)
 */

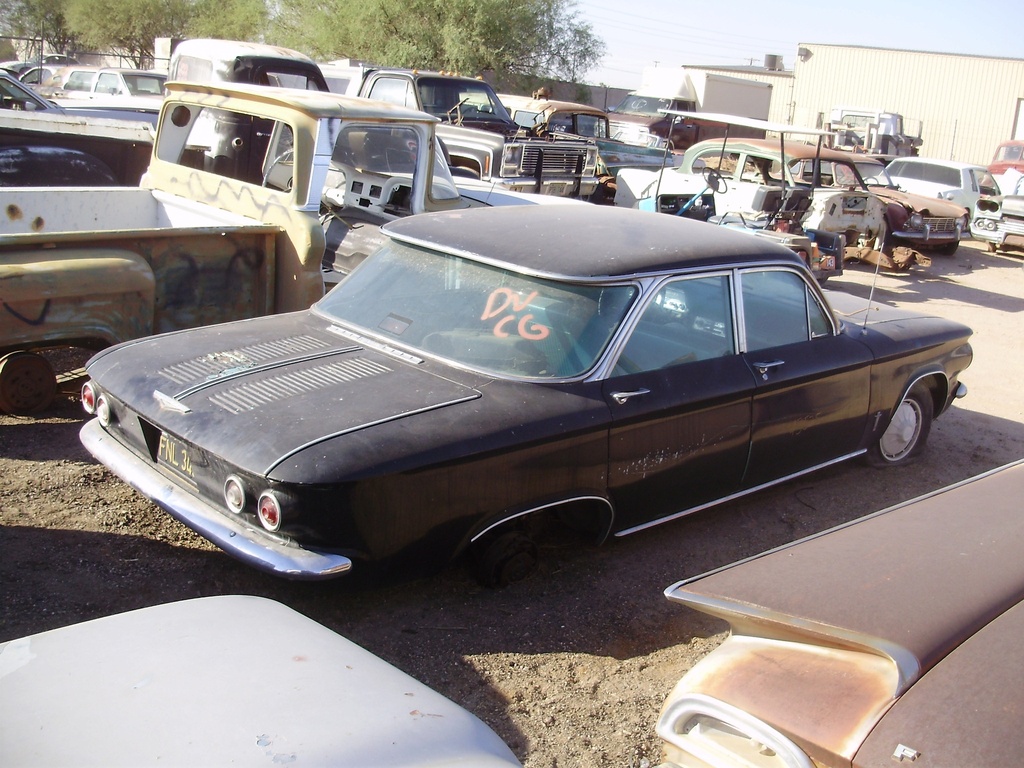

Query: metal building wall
left=790, top=44, right=1024, bottom=165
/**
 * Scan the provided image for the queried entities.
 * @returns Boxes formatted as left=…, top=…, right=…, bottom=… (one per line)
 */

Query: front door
left=603, top=274, right=756, bottom=533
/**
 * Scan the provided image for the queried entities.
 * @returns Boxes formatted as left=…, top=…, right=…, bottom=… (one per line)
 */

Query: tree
left=269, top=0, right=604, bottom=86
left=1, top=0, right=83, bottom=58
left=66, top=0, right=193, bottom=66
left=187, top=0, right=267, bottom=42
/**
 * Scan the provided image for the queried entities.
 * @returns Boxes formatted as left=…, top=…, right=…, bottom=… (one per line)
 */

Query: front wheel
left=865, top=383, right=933, bottom=467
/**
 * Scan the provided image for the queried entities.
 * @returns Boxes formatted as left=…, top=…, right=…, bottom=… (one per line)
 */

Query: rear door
left=737, top=268, right=872, bottom=487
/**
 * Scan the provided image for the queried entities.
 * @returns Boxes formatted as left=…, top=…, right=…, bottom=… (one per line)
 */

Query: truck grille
left=521, top=146, right=585, bottom=176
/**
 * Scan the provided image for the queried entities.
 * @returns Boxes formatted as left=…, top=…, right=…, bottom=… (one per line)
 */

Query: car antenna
left=861, top=246, right=884, bottom=333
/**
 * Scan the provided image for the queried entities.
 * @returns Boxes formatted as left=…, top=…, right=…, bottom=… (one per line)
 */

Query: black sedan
left=80, top=206, right=972, bottom=586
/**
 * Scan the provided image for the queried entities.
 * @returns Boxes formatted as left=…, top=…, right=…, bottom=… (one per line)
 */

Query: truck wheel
left=473, top=531, right=538, bottom=588
left=865, top=383, right=933, bottom=467
left=0, top=352, right=57, bottom=414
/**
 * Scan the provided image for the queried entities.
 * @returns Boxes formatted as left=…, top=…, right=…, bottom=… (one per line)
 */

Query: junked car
left=0, top=595, right=522, bottom=767
left=852, top=157, right=970, bottom=256
left=618, top=123, right=954, bottom=271
left=970, top=192, right=1024, bottom=253
left=79, top=205, right=971, bottom=586
left=654, top=459, right=1024, bottom=768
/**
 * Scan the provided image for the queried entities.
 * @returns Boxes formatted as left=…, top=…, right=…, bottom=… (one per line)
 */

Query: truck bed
left=1, top=187, right=279, bottom=242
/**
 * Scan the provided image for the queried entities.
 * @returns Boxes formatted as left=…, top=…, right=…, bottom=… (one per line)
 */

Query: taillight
left=81, top=381, right=97, bottom=414
left=257, top=492, right=282, bottom=531
left=95, top=395, right=112, bottom=426
left=223, top=476, right=246, bottom=514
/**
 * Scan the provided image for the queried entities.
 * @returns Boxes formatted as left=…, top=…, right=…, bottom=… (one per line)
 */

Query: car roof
left=382, top=205, right=803, bottom=280
left=688, top=137, right=860, bottom=163
left=163, top=80, right=439, bottom=124
left=887, top=157, right=987, bottom=172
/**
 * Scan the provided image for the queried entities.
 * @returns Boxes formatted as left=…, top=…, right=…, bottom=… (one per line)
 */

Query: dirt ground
left=2, top=238, right=1023, bottom=767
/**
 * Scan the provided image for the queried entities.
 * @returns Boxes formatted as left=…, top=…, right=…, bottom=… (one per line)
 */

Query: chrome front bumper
left=80, top=420, right=353, bottom=580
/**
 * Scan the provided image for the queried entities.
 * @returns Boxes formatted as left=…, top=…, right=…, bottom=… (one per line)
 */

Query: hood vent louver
left=208, top=356, right=392, bottom=414
left=159, top=336, right=332, bottom=386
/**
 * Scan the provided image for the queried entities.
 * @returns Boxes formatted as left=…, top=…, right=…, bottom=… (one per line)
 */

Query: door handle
left=752, top=359, right=784, bottom=380
left=611, top=388, right=650, bottom=405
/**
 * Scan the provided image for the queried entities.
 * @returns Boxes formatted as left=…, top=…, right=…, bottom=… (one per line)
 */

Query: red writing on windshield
left=481, top=288, right=550, bottom=341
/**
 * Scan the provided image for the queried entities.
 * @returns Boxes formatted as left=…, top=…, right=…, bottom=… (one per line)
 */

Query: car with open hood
left=79, top=205, right=972, bottom=586
left=655, top=459, right=1024, bottom=768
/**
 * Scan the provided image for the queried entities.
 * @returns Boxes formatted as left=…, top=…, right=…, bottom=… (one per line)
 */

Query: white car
left=0, top=596, right=522, bottom=767
left=885, top=156, right=1001, bottom=212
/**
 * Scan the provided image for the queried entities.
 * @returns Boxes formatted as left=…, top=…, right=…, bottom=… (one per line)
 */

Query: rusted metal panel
left=0, top=248, right=156, bottom=354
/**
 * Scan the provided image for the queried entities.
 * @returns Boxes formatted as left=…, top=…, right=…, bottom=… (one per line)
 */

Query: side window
left=741, top=270, right=830, bottom=351
left=95, top=72, right=120, bottom=94
left=159, top=104, right=288, bottom=186
left=613, top=275, right=734, bottom=375
left=367, top=77, right=416, bottom=108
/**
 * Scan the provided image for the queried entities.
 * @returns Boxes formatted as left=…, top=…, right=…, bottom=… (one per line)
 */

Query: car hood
left=86, top=312, right=488, bottom=478
left=868, top=184, right=968, bottom=216
left=0, top=596, right=521, bottom=767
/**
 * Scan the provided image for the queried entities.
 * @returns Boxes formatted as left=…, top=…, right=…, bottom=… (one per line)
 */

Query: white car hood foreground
left=0, top=596, right=521, bottom=767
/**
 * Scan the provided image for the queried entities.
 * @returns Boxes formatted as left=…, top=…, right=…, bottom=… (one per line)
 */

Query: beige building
left=788, top=43, right=1024, bottom=166
left=631, top=44, right=1024, bottom=166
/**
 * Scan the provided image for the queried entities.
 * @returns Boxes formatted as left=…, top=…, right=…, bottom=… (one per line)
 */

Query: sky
left=575, top=0, right=1024, bottom=89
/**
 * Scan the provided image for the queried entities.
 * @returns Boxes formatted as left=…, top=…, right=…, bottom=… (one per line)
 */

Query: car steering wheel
left=703, top=166, right=728, bottom=194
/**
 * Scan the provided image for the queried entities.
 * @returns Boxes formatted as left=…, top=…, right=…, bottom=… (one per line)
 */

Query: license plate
left=157, top=432, right=196, bottom=481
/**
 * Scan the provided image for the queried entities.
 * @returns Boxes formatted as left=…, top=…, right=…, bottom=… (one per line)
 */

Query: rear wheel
left=866, top=383, right=933, bottom=467
left=0, top=351, right=57, bottom=414
left=473, top=531, right=538, bottom=588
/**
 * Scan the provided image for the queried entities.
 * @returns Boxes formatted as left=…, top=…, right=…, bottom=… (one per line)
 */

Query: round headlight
left=223, top=476, right=246, bottom=514
left=257, top=491, right=283, bottom=532
left=909, top=212, right=924, bottom=229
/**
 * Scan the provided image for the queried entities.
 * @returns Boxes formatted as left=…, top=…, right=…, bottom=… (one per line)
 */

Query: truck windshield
left=610, top=95, right=673, bottom=117
left=414, top=77, right=514, bottom=123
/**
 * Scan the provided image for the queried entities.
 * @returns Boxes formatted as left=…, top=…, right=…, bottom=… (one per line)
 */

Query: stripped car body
left=656, top=459, right=1024, bottom=768
left=79, top=206, right=971, bottom=585
left=617, top=121, right=955, bottom=272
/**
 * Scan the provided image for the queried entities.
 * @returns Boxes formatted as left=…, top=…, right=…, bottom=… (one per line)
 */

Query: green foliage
left=1, top=0, right=83, bottom=54
left=269, top=0, right=604, bottom=84
left=66, top=0, right=193, bottom=65
left=187, top=0, right=267, bottom=42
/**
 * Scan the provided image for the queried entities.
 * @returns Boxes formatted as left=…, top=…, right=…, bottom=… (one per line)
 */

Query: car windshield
left=317, top=242, right=638, bottom=379
left=854, top=161, right=894, bottom=186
